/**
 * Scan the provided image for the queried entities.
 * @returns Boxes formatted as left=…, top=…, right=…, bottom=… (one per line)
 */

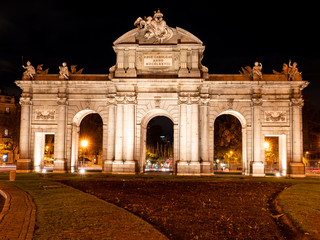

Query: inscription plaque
left=143, top=54, right=173, bottom=67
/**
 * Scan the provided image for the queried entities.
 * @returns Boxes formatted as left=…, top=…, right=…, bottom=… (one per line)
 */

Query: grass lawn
left=0, top=173, right=167, bottom=240
left=0, top=173, right=319, bottom=239
left=278, top=180, right=320, bottom=237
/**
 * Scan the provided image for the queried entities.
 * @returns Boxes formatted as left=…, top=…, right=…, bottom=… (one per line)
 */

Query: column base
left=53, top=159, right=67, bottom=173
left=250, top=161, right=265, bottom=177
left=16, top=159, right=32, bottom=172
left=102, top=160, right=113, bottom=174
left=201, top=162, right=213, bottom=175
left=288, top=162, right=306, bottom=178
left=177, top=162, right=201, bottom=176
left=112, top=160, right=136, bottom=174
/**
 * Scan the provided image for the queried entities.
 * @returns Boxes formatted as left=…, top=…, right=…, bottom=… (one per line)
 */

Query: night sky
left=1, top=1, right=319, bottom=107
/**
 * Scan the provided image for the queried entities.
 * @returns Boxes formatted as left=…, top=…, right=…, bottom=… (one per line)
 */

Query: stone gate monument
left=16, top=10, right=308, bottom=176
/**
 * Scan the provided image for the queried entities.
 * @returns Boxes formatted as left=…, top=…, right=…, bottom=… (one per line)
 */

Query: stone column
left=200, top=98, right=211, bottom=174
left=125, top=97, right=135, bottom=163
left=54, top=96, right=67, bottom=173
left=251, top=96, right=265, bottom=176
left=103, top=102, right=115, bottom=173
left=113, top=95, right=136, bottom=173
left=289, top=98, right=305, bottom=177
left=190, top=99, right=201, bottom=174
left=114, top=100, right=124, bottom=163
left=70, top=124, right=79, bottom=173
left=178, top=98, right=187, bottom=170
left=177, top=95, right=200, bottom=175
left=17, top=96, right=32, bottom=172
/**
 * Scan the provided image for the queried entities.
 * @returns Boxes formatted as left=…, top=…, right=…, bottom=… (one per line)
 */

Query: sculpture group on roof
left=239, top=60, right=302, bottom=81
left=134, top=9, right=173, bottom=43
left=22, top=61, right=83, bottom=80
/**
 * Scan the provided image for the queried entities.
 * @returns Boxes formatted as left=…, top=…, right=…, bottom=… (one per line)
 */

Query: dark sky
left=1, top=1, right=319, bottom=107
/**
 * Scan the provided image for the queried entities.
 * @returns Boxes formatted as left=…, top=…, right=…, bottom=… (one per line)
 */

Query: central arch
left=139, top=109, right=176, bottom=174
left=213, top=110, right=248, bottom=175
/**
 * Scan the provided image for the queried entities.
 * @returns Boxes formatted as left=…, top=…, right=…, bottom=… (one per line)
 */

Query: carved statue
left=36, top=64, right=49, bottom=74
left=22, top=61, right=36, bottom=79
left=272, top=60, right=302, bottom=80
left=252, top=62, right=263, bottom=80
left=70, top=65, right=84, bottom=74
left=288, top=60, right=302, bottom=81
left=59, top=62, right=69, bottom=79
left=134, top=9, right=173, bottom=43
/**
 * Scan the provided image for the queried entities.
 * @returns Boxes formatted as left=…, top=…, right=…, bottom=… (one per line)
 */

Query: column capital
left=115, top=93, right=136, bottom=104
left=200, top=98, right=210, bottom=106
left=19, top=97, right=32, bottom=105
left=178, top=92, right=200, bottom=105
left=57, top=97, right=68, bottom=105
left=291, top=98, right=304, bottom=107
left=251, top=97, right=262, bottom=106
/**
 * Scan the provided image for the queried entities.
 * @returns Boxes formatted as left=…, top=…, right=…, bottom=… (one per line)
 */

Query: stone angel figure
left=252, top=62, right=263, bottom=80
left=59, top=62, right=69, bottom=79
left=22, top=61, right=36, bottom=79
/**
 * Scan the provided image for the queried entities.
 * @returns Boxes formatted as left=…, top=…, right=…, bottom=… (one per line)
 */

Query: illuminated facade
left=15, top=11, right=308, bottom=176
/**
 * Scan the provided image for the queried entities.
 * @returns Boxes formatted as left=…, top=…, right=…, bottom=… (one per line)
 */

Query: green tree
left=214, top=115, right=242, bottom=168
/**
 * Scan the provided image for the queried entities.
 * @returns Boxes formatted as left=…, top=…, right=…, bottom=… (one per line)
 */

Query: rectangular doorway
left=264, top=136, right=279, bottom=174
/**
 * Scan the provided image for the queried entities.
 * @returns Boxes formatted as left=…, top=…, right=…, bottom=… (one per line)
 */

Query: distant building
left=0, top=90, right=19, bottom=164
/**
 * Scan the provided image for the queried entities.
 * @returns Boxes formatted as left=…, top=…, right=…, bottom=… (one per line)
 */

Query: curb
left=0, top=183, right=36, bottom=240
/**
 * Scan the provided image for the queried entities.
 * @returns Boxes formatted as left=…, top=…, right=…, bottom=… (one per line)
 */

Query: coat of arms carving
left=264, top=111, right=286, bottom=122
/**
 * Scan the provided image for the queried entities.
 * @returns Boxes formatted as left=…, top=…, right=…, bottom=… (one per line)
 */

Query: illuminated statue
left=288, top=60, right=302, bottom=81
left=22, top=61, right=36, bottom=79
left=59, top=62, right=69, bottom=79
left=252, top=62, right=263, bottom=80
left=134, top=9, right=173, bottom=42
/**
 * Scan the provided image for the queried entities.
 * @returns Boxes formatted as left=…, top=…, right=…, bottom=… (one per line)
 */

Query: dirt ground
left=61, top=179, right=292, bottom=240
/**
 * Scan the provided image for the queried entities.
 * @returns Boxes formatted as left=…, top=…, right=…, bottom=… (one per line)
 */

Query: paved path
left=0, top=182, right=35, bottom=240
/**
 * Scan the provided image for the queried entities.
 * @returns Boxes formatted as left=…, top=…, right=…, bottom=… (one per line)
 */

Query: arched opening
left=144, top=116, right=174, bottom=173
left=71, top=110, right=103, bottom=173
left=78, top=113, right=103, bottom=172
left=214, top=114, right=243, bottom=174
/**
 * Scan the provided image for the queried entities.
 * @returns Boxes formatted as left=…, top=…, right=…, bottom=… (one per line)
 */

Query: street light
left=81, top=139, right=88, bottom=148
